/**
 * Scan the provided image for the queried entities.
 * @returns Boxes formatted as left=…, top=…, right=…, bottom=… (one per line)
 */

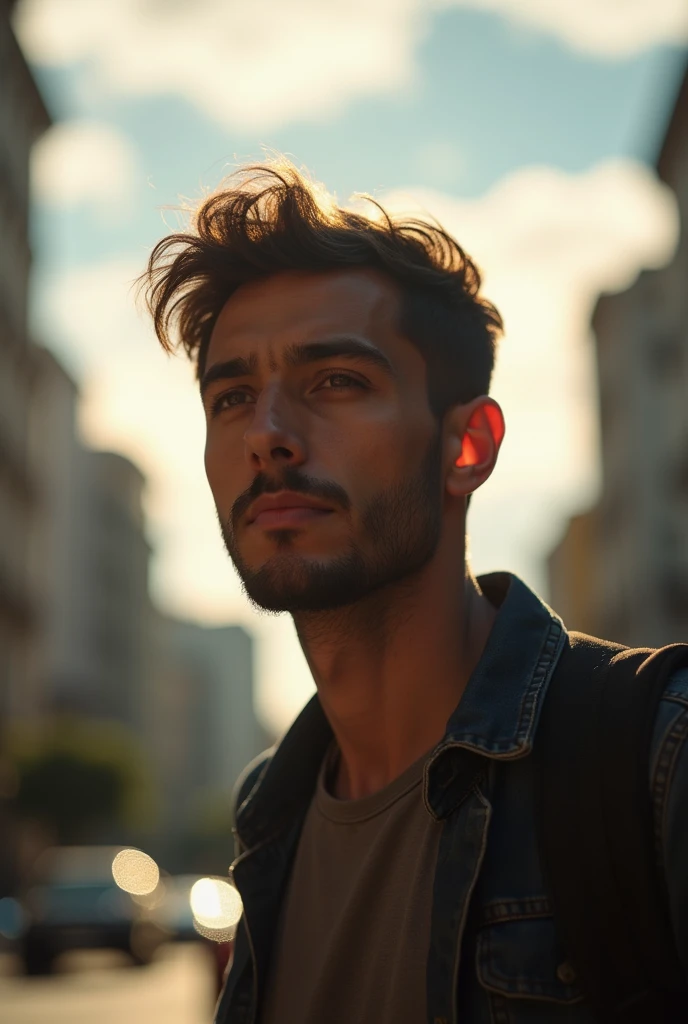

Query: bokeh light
left=189, top=877, right=242, bottom=942
left=111, top=848, right=160, bottom=896
left=130, top=875, right=167, bottom=909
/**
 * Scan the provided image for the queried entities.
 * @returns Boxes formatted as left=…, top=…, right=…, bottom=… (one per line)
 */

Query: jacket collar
left=235, top=572, right=566, bottom=846
left=438, top=572, right=565, bottom=757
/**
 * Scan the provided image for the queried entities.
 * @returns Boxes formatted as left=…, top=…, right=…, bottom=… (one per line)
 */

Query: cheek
left=334, top=424, right=420, bottom=497
left=204, top=432, right=243, bottom=503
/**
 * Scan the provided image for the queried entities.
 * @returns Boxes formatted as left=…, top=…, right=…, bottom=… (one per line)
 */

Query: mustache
left=231, top=466, right=351, bottom=528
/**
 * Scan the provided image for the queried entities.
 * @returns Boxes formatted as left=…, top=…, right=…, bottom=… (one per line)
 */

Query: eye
left=210, top=389, right=253, bottom=415
left=318, top=372, right=367, bottom=391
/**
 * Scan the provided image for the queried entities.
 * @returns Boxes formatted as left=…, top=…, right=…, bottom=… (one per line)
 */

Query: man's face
left=201, top=268, right=446, bottom=613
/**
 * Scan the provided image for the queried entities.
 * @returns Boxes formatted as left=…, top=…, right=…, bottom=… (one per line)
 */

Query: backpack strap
left=536, top=631, right=688, bottom=1022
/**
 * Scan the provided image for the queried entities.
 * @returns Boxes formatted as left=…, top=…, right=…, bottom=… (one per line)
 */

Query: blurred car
left=0, top=896, right=26, bottom=955
left=20, top=846, right=168, bottom=976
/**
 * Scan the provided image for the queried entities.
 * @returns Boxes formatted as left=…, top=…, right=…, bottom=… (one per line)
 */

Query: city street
left=0, top=943, right=219, bottom=1024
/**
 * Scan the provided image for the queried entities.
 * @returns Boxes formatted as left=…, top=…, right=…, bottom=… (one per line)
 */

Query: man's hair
left=141, top=159, right=503, bottom=419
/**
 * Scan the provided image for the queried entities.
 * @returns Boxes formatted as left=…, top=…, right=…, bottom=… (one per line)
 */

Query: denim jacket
left=215, top=572, right=688, bottom=1024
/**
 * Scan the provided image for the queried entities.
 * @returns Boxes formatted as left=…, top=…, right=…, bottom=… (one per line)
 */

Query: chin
left=234, top=549, right=373, bottom=614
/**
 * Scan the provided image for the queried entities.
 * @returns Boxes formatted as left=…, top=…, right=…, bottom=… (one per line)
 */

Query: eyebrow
left=199, top=336, right=396, bottom=398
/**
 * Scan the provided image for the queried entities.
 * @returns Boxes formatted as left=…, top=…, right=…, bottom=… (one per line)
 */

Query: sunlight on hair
left=190, top=876, right=243, bottom=942
left=111, top=848, right=160, bottom=896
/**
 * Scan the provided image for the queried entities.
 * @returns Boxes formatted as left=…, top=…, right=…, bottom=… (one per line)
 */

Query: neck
left=293, top=536, right=497, bottom=800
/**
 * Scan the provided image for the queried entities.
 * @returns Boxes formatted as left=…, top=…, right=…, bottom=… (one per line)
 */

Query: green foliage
left=8, top=715, right=156, bottom=844
left=16, top=751, right=123, bottom=843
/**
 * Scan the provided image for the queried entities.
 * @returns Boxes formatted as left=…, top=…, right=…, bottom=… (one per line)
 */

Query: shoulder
left=232, top=748, right=275, bottom=817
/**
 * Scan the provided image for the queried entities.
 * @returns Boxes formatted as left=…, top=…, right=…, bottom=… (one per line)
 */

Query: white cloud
left=382, top=159, right=677, bottom=309
left=14, top=0, right=688, bottom=133
left=14, top=0, right=423, bottom=133
left=31, top=120, right=139, bottom=214
left=35, top=157, right=678, bottom=730
left=448, top=0, right=688, bottom=56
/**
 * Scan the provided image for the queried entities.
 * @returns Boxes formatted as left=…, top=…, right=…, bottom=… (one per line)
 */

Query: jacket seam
left=513, top=619, right=564, bottom=749
left=481, top=905, right=553, bottom=926
left=661, top=690, right=688, bottom=708
left=477, top=928, right=583, bottom=1004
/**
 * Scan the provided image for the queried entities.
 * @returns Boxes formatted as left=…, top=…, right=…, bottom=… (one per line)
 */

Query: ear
left=445, top=397, right=505, bottom=500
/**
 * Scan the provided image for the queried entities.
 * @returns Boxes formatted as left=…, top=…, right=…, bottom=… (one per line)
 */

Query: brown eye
left=320, top=373, right=366, bottom=390
left=211, top=390, right=252, bottom=415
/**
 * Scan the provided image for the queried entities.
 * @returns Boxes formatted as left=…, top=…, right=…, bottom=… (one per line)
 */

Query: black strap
left=536, top=632, right=688, bottom=1022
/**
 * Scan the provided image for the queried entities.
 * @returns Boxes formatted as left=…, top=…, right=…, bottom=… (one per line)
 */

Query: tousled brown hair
left=141, top=160, right=503, bottom=418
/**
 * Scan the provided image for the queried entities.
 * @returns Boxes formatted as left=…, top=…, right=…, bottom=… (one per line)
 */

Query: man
left=141, top=161, right=688, bottom=1023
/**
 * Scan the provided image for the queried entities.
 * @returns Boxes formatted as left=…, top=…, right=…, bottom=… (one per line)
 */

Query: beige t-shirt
left=259, top=744, right=443, bottom=1024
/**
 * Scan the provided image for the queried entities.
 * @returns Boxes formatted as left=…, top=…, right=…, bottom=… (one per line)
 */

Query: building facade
left=21, top=343, right=155, bottom=734
left=73, top=450, right=152, bottom=723
left=0, top=2, right=50, bottom=722
left=145, top=615, right=264, bottom=838
left=20, top=346, right=83, bottom=719
left=24, top=343, right=264, bottom=854
left=548, top=66, right=688, bottom=647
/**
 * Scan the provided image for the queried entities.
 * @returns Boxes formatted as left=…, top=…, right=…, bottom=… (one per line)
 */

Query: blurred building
left=145, top=614, right=264, bottom=839
left=74, top=450, right=152, bottom=723
left=24, top=343, right=265, bottom=871
left=548, top=65, right=688, bottom=646
left=24, top=348, right=150, bottom=728
left=0, top=2, right=50, bottom=722
left=21, top=348, right=154, bottom=732
left=18, top=346, right=82, bottom=719
left=25, top=340, right=266, bottom=852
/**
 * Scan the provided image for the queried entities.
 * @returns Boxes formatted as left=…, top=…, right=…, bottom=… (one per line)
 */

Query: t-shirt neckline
left=315, top=742, right=430, bottom=825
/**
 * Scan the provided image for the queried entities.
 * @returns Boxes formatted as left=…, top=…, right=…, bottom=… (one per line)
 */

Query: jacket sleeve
left=651, top=667, right=688, bottom=976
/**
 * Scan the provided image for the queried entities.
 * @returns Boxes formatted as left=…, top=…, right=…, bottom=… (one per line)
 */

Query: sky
left=14, top=0, right=688, bottom=735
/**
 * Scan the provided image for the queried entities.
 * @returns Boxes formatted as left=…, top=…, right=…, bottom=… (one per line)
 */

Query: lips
left=247, top=492, right=334, bottom=529
left=252, top=506, right=333, bottom=528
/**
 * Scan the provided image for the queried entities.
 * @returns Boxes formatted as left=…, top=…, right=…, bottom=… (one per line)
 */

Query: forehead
left=208, top=268, right=402, bottom=361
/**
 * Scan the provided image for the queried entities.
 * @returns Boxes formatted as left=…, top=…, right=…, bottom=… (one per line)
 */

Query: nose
left=243, top=383, right=307, bottom=471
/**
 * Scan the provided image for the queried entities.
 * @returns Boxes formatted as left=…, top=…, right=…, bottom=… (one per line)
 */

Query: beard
left=219, top=431, right=444, bottom=614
